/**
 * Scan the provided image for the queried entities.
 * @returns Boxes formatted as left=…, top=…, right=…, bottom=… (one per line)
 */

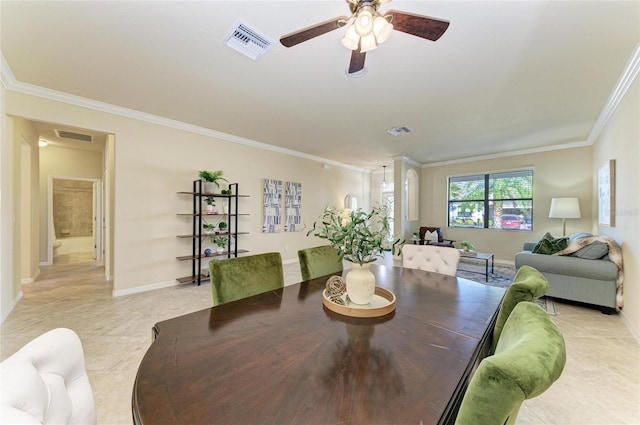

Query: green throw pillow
left=532, top=232, right=568, bottom=255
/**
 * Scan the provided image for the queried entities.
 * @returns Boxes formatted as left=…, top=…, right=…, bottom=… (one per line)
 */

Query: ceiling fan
left=280, top=0, right=450, bottom=75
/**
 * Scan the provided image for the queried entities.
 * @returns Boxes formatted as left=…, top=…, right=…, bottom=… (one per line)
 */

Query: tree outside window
left=448, top=170, right=533, bottom=230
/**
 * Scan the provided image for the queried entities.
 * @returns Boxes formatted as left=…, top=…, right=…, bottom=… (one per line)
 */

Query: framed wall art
left=262, top=179, right=282, bottom=233
left=598, top=159, right=615, bottom=227
left=285, top=181, right=302, bottom=232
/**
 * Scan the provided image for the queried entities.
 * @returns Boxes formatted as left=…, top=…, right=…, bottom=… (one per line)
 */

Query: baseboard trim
left=112, top=279, right=180, bottom=297
left=1, top=291, right=23, bottom=324
left=20, top=268, right=41, bottom=284
left=619, top=310, right=640, bottom=344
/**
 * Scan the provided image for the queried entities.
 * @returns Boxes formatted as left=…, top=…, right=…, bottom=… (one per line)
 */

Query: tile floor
left=1, top=253, right=639, bottom=424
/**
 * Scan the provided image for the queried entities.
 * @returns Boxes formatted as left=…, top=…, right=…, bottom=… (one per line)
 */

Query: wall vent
left=224, top=20, right=272, bottom=60
left=387, top=126, right=412, bottom=136
left=54, top=129, right=93, bottom=143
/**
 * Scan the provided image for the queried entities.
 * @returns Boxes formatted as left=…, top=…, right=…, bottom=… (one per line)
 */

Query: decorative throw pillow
left=570, top=241, right=609, bottom=259
left=426, top=230, right=439, bottom=242
left=532, top=232, right=568, bottom=255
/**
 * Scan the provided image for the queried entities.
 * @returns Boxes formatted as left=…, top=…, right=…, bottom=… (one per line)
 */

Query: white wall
left=4, top=90, right=366, bottom=297
left=592, top=74, right=639, bottom=337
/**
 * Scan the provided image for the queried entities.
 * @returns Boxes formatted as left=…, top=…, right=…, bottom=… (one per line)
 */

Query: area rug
left=456, top=264, right=515, bottom=288
left=536, top=296, right=557, bottom=315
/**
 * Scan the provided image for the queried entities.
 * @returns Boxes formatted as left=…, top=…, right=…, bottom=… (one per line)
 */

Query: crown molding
left=0, top=53, right=365, bottom=173
left=587, top=44, right=640, bottom=144
left=421, top=140, right=591, bottom=168
left=423, top=44, right=640, bottom=169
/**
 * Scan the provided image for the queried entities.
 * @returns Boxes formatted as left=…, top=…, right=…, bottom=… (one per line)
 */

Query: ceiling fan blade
left=348, top=49, right=366, bottom=75
left=280, top=16, right=349, bottom=48
left=386, top=10, right=450, bottom=42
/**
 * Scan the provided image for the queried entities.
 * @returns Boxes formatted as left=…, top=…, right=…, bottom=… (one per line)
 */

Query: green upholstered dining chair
left=209, top=252, right=284, bottom=306
left=491, top=265, right=549, bottom=353
left=455, top=301, right=566, bottom=425
left=297, top=245, right=343, bottom=281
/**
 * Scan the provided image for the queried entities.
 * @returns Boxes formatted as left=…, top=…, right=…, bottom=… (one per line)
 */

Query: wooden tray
left=322, top=286, right=396, bottom=318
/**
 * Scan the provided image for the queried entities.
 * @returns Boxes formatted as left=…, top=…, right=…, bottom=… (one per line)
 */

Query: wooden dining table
left=132, top=264, right=505, bottom=425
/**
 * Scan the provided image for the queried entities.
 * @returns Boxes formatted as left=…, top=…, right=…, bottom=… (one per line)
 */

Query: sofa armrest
left=523, top=241, right=537, bottom=251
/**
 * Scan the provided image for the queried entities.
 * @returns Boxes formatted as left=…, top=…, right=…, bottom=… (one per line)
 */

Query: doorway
left=47, top=176, right=102, bottom=265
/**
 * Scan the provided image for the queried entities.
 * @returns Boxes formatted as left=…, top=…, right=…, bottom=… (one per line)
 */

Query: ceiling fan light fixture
left=360, top=33, right=377, bottom=53
left=355, top=6, right=374, bottom=36
left=373, top=16, right=393, bottom=43
left=341, top=25, right=360, bottom=50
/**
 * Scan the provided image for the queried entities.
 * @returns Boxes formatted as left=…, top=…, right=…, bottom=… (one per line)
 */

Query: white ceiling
left=2, top=1, right=639, bottom=169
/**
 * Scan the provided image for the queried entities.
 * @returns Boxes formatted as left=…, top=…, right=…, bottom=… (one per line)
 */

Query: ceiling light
left=341, top=25, right=359, bottom=50
left=341, top=2, right=393, bottom=54
left=355, top=6, right=374, bottom=36
left=360, top=33, right=377, bottom=53
left=38, top=140, right=48, bottom=147
left=381, top=165, right=387, bottom=191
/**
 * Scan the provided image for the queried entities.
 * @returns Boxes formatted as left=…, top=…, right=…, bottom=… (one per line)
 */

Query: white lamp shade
left=360, top=33, right=377, bottom=52
left=355, top=7, right=374, bottom=36
left=373, top=16, right=393, bottom=43
left=549, top=197, right=581, bottom=219
left=341, top=25, right=360, bottom=50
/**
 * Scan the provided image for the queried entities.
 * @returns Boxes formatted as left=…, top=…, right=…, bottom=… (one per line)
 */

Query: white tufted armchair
left=0, top=328, right=96, bottom=425
left=402, top=244, right=461, bottom=276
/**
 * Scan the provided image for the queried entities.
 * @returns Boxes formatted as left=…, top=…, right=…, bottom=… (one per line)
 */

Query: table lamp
left=549, top=197, right=581, bottom=237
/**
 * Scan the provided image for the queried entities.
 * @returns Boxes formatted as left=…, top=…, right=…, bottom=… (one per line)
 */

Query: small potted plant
left=198, top=170, right=228, bottom=194
left=203, top=222, right=216, bottom=235
left=217, top=221, right=228, bottom=234
left=307, top=203, right=403, bottom=305
left=412, top=231, right=420, bottom=242
left=211, top=234, right=227, bottom=254
left=204, top=196, right=217, bottom=213
left=459, top=240, right=475, bottom=252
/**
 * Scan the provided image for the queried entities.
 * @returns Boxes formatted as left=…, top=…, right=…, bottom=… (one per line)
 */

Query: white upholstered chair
left=0, top=328, right=96, bottom=425
left=402, top=244, right=461, bottom=276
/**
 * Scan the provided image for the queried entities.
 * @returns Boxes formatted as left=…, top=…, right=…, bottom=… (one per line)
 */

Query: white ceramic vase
left=346, top=263, right=376, bottom=305
left=203, top=181, right=216, bottom=194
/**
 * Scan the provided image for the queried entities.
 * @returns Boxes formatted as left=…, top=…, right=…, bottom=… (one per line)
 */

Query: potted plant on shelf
left=204, top=196, right=217, bottom=213
left=198, top=170, right=228, bottom=194
left=217, top=221, right=228, bottom=234
left=203, top=222, right=216, bottom=235
left=307, top=203, right=403, bottom=305
left=211, top=234, right=227, bottom=254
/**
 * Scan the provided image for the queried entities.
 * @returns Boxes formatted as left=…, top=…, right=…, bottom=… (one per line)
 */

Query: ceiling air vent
left=54, top=129, right=93, bottom=143
left=387, top=126, right=412, bottom=136
left=224, top=20, right=272, bottom=60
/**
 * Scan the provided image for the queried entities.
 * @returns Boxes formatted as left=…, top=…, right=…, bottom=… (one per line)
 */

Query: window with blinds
left=448, top=170, right=533, bottom=230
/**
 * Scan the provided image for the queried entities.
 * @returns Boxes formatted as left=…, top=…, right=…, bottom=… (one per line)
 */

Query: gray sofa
left=515, top=241, right=619, bottom=313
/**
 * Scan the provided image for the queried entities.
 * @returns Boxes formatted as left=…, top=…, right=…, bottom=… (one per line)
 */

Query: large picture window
left=448, top=170, right=533, bottom=230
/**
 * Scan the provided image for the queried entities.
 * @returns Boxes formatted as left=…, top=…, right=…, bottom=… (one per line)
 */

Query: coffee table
left=458, top=251, right=495, bottom=282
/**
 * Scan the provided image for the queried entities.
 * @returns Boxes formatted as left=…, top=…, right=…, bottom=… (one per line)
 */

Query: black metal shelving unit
left=176, top=180, right=249, bottom=285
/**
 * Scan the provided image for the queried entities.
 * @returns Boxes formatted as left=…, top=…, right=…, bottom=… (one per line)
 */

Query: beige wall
left=420, top=146, right=593, bottom=263
left=4, top=90, right=366, bottom=296
left=15, top=118, right=39, bottom=282
left=592, top=76, right=639, bottom=337
left=0, top=84, right=21, bottom=322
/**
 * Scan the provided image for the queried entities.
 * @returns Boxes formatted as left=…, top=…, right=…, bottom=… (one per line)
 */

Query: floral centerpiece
left=307, top=203, right=403, bottom=304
